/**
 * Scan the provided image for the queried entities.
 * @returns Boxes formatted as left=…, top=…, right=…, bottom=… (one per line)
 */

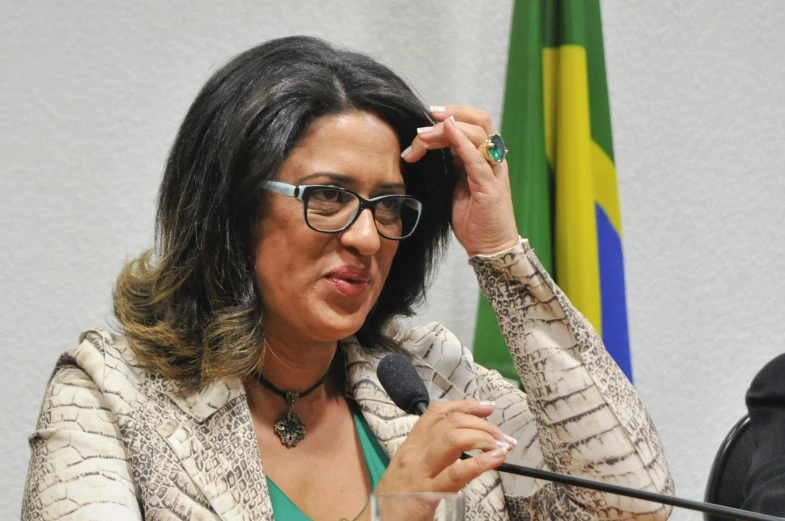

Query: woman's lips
left=324, top=265, right=372, bottom=297
left=324, top=277, right=370, bottom=297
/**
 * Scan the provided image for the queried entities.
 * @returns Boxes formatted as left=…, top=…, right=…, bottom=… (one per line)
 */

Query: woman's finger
left=418, top=122, right=487, bottom=147
left=420, top=402, right=502, bottom=438
left=420, top=399, right=495, bottom=420
left=441, top=115, right=497, bottom=187
left=424, top=428, right=511, bottom=473
left=401, top=121, right=486, bottom=163
left=429, top=448, right=509, bottom=493
left=416, top=401, right=515, bottom=458
left=429, top=105, right=495, bottom=135
left=423, top=408, right=513, bottom=450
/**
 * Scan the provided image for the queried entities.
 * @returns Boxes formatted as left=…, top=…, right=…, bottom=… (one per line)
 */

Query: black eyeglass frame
left=262, top=181, right=424, bottom=240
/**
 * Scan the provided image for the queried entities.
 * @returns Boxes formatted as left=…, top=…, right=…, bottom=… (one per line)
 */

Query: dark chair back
left=704, top=414, right=753, bottom=521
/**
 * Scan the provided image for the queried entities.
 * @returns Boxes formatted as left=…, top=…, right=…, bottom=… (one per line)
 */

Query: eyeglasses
left=262, top=181, right=423, bottom=240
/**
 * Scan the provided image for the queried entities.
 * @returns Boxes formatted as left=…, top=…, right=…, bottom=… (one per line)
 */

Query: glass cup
left=370, top=492, right=465, bottom=521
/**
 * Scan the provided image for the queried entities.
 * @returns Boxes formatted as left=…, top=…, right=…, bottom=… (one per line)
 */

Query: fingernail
left=416, top=126, right=434, bottom=135
left=503, top=434, right=518, bottom=447
left=429, top=105, right=447, bottom=113
left=490, top=446, right=508, bottom=459
left=448, top=115, right=458, bottom=128
left=495, top=440, right=512, bottom=450
left=400, top=145, right=413, bottom=158
left=479, top=400, right=495, bottom=407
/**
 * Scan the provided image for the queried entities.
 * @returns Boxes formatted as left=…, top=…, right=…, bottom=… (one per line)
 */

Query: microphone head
left=377, top=353, right=430, bottom=415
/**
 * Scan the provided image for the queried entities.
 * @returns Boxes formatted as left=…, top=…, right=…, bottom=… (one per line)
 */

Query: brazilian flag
left=472, top=0, right=633, bottom=382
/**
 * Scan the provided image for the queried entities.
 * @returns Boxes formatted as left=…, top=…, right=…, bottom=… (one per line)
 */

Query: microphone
left=377, top=353, right=430, bottom=415
left=376, top=354, right=783, bottom=521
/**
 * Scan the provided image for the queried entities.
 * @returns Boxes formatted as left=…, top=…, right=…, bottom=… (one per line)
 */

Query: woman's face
left=255, top=110, right=403, bottom=345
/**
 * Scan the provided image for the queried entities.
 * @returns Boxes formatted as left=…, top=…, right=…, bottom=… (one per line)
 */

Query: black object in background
left=741, top=353, right=785, bottom=516
left=705, top=414, right=754, bottom=521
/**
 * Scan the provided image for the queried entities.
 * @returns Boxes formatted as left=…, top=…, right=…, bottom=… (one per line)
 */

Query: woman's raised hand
left=401, top=105, right=519, bottom=257
left=374, top=400, right=514, bottom=496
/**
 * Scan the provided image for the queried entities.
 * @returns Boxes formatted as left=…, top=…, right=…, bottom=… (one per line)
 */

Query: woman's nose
left=339, top=208, right=381, bottom=255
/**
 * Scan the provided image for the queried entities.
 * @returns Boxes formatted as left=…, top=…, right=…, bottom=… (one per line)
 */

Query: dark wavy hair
left=113, top=36, right=456, bottom=391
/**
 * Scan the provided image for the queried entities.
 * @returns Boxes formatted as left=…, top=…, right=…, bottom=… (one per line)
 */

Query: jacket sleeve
left=469, top=238, right=674, bottom=521
left=742, top=353, right=785, bottom=515
left=21, top=345, right=142, bottom=521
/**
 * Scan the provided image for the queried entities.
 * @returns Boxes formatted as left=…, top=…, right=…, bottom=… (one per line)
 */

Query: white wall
left=2, top=1, right=784, bottom=519
left=603, top=2, right=785, bottom=515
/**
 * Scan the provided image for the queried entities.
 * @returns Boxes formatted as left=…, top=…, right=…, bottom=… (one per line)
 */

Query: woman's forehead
left=277, top=110, right=404, bottom=187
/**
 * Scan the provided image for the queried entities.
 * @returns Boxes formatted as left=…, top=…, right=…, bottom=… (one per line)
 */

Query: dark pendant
left=273, top=392, right=306, bottom=447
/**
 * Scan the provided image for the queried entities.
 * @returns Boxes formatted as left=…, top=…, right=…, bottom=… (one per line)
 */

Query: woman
left=22, top=36, right=673, bottom=521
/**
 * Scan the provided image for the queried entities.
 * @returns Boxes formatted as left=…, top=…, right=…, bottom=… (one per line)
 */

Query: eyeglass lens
left=305, top=188, right=420, bottom=239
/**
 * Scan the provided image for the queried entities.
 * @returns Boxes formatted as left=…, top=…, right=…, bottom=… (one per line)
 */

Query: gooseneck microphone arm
left=376, top=354, right=784, bottom=521
left=484, top=457, right=780, bottom=521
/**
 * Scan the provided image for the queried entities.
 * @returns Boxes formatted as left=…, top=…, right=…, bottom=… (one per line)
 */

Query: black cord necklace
left=253, top=368, right=331, bottom=448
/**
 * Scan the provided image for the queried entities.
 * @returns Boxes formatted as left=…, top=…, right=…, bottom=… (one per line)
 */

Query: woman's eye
left=379, top=199, right=402, bottom=212
left=315, top=189, right=345, bottom=202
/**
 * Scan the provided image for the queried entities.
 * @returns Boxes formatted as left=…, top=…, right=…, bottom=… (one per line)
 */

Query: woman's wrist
left=467, top=236, right=524, bottom=258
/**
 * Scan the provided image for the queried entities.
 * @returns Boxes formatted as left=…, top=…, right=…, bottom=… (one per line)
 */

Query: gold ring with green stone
left=478, top=133, right=508, bottom=165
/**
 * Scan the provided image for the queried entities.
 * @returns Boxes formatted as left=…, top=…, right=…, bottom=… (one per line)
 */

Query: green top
left=265, top=403, right=389, bottom=521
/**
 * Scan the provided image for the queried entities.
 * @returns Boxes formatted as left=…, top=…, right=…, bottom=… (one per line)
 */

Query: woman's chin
left=309, top=307, right=370, bottom=341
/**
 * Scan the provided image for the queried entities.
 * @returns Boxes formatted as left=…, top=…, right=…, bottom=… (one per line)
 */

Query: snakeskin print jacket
left=22, top=239, right=674, bottom=521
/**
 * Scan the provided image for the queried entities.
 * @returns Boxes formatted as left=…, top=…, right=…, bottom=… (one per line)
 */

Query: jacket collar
left=157, top=377, right=247, bottom=423
left=108, top=333, right=247, bottom=424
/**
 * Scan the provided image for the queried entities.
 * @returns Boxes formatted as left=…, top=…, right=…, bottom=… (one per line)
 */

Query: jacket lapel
left=345, top=341, right=419, bottom=459
left=155, top=379, right=276, bottom=521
